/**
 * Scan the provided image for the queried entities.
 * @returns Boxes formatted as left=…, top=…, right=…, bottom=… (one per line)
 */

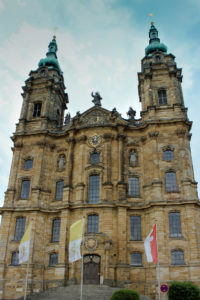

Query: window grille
left=128, top=177, right=140, bottom=197
left=130, top=216, right=141, bottom=240
left=14, top=217, right=26, bottom=241
left=20, top=180, right=30, bottom=199
left=158, top=89, right=167, bottom=105
left=171, top=250, right=184, bottom=265
left=90, top=153, right=100, bottom=165
left=89, top=175, right=99, bottom=203
left=55, top=181, right=64, bottom=200
left=51, top=219, right=60, bottom=242
left=49, top=253, right=58, bottom=266
left=11, top=252, right=19, bottom=265
left=24, top=159, right=33, bottom=170
left=130, top=252, right=142, bottom=266
left=163, top=150, right=174, bottom=161
left=165, top=172, right=178, bottom=192
left=169, top=212, right=182, bottom=237
left=87, top=215, right=98, bottom=233
left=33, top=103, right=42, bottom=117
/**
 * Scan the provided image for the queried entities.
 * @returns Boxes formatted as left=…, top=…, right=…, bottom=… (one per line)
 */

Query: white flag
left=19, top=223, right=31, bottom=264
left=69, top=219, right=84, bottom=263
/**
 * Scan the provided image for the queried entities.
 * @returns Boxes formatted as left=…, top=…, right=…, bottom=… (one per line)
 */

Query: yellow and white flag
left=69, top=219, right=84, bottom=263
left=19, top=223, right=32, bottom=264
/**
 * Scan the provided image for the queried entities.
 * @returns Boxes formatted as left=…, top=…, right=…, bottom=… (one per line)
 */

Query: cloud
left=0, top=0, right=4, bottom=12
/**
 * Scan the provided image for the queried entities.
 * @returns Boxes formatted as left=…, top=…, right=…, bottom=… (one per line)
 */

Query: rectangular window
left=169, top=212, right=182, bottom=238
left=130, top=216, right=141, bottom=240
left=87, top=215, right=98, bottom=233
left=20, top=180, right=30, bottom=199
left=14, top=217, right=26, bottom=241
left=130, top=253, right=142, bottom=266
left=49, top=253, right=58, bottom=266
left=55, top=181, right=64, bottom=200
left=128, top=177, right=140, bottom=197
left=33, top=103, right=42, bottom=117
left=171, top=250, right=184, bottom=265
left=11, top=252, right=19, bottom=265
left=51, top=218, right=61, bottom=242
left=89, top=175, right=99, bottom=203
left=158, top=89, right=167, bottom=105
left=165, top=172, right=178, bottom=192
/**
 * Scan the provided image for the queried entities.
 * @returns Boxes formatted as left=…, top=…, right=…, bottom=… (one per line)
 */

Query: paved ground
left=20, top=284, right=152, bottom=300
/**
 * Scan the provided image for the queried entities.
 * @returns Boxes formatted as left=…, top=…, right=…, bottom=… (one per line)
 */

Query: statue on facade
left=58, top=154, right=66, bottom=169
left=129, top=150, right=138, bottom=167
left=127, top=107, right=136, bottom=120
left=64, top=113, right=71, bottom=125
left=91, top=91, right=102, bottom=106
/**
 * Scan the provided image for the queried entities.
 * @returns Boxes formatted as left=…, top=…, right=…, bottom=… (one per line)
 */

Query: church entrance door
left=83, top=254, right=100, bottom=284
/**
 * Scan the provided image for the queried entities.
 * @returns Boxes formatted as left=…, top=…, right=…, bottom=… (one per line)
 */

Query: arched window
left=49, top=253, right=58, bottom=266
left=24, top=159, right=33, bottom=170
left=55, top=180, right=64, bottom=200
left=165, top=172, right=178, bottom=192
left=20, top=180, right=30, bottom=199
left=11, top=252, right=19, bottom=265
left=14, top=217, right=26, bottom=241
left=51, top=218, right=61, bottom=242
left=130, top=252, right=142, bottom=266
left=33, top=103, right=42, bottom=117
left=171, top=250, right=184, bottom=265
left=169, top=212, right=182, bottom=238
left=87, top=214, right=99, bottom=233
left=163, top=149, right=174, bottom=161
left=89, top=175, right=99, bottom=203
left=158, top=89, right=167, bottom=105
left=128, top=177, right=140, bottom=197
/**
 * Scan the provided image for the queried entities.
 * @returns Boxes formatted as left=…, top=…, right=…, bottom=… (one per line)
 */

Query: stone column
left=117, top=133, right=126, bottom=201
left=103, top=134, right=113, bottom=201
left=75, top=136, right=86, bottom=203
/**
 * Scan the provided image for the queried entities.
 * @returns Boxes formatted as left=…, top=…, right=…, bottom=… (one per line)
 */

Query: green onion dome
left=145, top=22, right=167, bottom=56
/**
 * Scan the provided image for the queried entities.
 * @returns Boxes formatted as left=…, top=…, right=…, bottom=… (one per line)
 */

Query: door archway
left=83, top=254, right=101, bottom=284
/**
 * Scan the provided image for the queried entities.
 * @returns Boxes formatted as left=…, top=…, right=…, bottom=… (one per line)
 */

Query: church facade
left=0, top=23, right=200, bottom=300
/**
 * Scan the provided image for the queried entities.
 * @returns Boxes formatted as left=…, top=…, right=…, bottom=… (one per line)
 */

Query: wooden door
left=83, top=255, right=100, bottom=284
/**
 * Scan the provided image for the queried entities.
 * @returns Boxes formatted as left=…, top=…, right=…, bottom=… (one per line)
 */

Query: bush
left=110, top=289, right=140, bottom=300
left=168, top=281, right=200, bottom=300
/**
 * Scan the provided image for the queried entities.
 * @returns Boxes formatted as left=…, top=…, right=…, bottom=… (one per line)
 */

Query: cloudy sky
left=0, top=0, right=199, bottom=208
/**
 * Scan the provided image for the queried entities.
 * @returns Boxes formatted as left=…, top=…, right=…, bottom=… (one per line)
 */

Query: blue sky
left=0, top=0, right=200, bottom=208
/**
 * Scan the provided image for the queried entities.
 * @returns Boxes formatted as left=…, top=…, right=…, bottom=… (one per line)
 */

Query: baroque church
left=0, top=23, right=200, bottom=300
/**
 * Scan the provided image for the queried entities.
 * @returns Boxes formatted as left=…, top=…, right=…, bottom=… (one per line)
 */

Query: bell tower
left=16, top=36, right=68, bottom=133
left=138, top=22, right=187, bottom=122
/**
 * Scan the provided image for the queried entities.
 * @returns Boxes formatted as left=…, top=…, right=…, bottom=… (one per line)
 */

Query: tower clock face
left=89, top=135, right=101, bottom=146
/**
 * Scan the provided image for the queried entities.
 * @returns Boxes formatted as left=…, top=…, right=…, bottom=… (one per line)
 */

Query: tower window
left=11, top=252, right=19, bottom=265
left=158, top=89, right=167, bottom=105
left=169, top=212, right=182, bottom=238
left=33, top=103, right=42, bottom=117
left=130, top=216, right=141, bottom=240
left=24, top=159, right=33, bottom=170
left=87, top=214, right=98, bottom=233
left=14, top=217, right=26, bottom=241
left=90, top=153, right=100, bottom=165
left=51, top=218, right=61, bottom=242
left=130, top=252, right=142, bottom=266
left=49, top=253, right=58, bottom=266
left=163, top=150, right=174, bottom=161
left=55, top=180, right=64, bottom=200
left=89, top=175, right=99, bottom=203
left=20, top=180, right=30, bottom=199
left=171, top=250, right=184, bottom=265
left=165, top=172, right=178, bottom=192
left=128, top=177, right=140, bottom=197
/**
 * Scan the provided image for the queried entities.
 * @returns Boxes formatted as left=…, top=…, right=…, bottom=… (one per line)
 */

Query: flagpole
left=24, top=224, right=32, bottom=300
left=80, top=218, right=85, bottom=300
left=156, top=224, right=161, bottom=300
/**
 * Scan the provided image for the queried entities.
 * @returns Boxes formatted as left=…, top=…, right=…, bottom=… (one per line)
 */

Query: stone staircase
left=22, top=285, right=152, bottom=300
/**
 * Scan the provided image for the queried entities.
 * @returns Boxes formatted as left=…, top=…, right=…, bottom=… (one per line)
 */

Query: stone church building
left=0, top=23, right=200, bottom=299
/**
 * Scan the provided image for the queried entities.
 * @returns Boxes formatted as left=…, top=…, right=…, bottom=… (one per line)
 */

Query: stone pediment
left=73, top=106, right=127, bottom=128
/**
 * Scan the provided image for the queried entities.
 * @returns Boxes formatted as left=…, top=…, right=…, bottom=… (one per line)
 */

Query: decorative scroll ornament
left=85, top=237, right=98, bottom=251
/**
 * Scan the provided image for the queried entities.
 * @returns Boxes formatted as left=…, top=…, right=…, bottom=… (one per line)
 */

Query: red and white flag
left=144, top=224, right=158, bottom=263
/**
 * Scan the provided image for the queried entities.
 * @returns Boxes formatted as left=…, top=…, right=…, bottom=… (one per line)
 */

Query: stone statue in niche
left=129, top=150, right=138, bottom=167
left=58, top=154, right=66, bottom=169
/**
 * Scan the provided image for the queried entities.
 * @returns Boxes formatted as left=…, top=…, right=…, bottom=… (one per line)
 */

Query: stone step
left=21, top=285, right=152, bottom=300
